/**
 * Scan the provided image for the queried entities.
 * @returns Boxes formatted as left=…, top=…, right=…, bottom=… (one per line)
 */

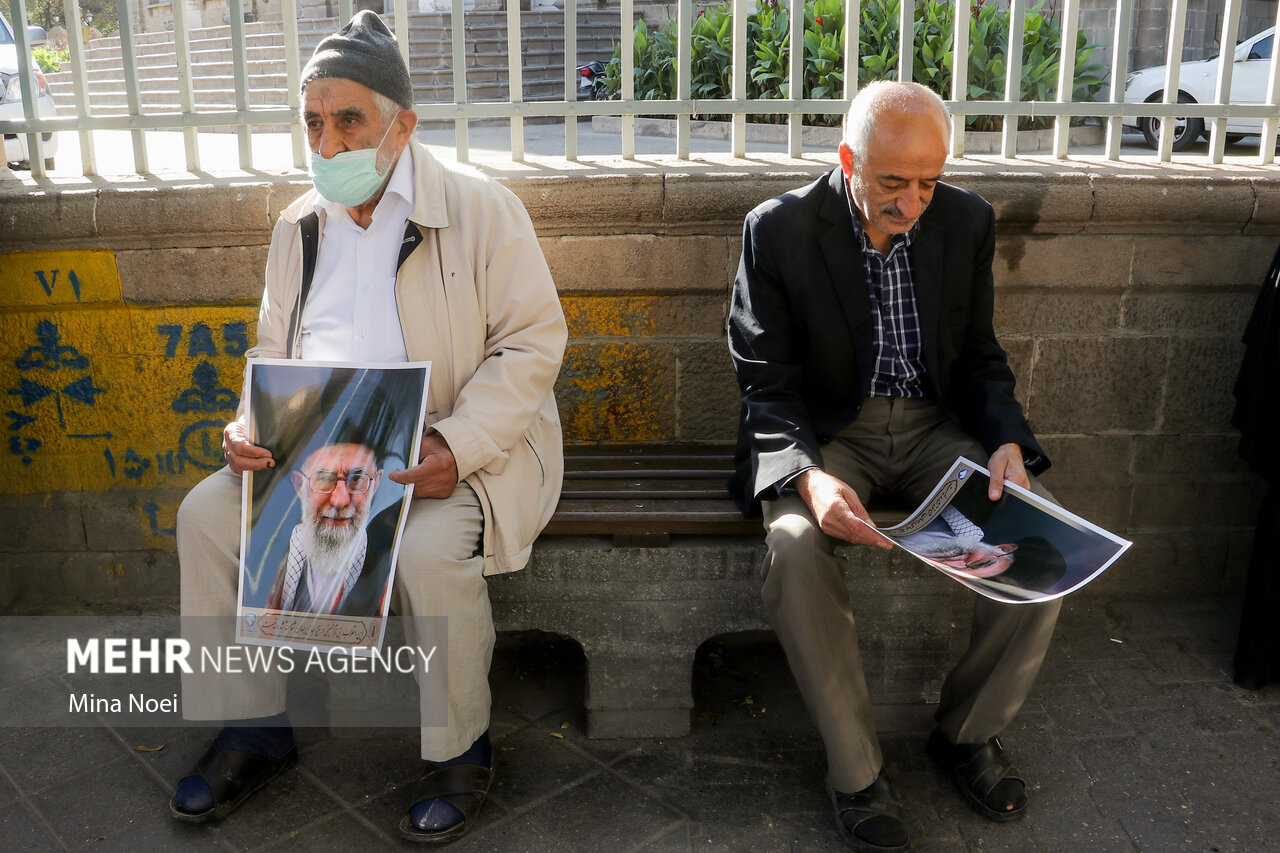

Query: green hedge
left=599, top=0, right=1107, bottom=130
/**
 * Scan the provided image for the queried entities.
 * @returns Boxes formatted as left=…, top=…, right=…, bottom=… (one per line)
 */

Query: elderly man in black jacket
left=728, top=81, right=1061, bottom=852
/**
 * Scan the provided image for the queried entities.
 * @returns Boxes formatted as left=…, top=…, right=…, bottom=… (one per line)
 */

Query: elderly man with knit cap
left=168, top=12, right=566, bottom=843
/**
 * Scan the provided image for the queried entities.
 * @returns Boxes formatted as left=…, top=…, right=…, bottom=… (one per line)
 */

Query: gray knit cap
left=300, top=11, right=413, bottom=110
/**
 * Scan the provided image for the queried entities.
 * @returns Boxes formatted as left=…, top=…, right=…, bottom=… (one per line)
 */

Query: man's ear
left=291, top=470, right=306, bottom=497
left=838, top=142, right=855, bottom=180
left=396, top=109, right=418, bottom=143
left=366, top=468, right=382, bottom=498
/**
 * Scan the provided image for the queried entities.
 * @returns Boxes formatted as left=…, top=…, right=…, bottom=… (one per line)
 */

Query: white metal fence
left=5, top=0, right=1280, bottom=178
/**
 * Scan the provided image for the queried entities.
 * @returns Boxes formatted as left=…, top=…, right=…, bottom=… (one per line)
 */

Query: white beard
left=298, top=500, right=370, bottom=581
left=913, top=534, right=984, bottom=559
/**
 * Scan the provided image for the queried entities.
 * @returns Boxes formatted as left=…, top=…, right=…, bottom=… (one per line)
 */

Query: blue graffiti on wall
left=172, top=359, right=239, bottom=473
left=33, top=269, right=83, bottom=301
left=143, top=501, right=177, bottom=536
left=173, top=361, right=239, bottom=414
left=7, top=319, right=111, bottom=464
left=157, top=322, right=249, bottom=358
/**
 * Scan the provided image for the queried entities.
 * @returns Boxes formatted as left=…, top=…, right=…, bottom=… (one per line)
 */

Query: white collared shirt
left=300, top=147, right=415, bottom=362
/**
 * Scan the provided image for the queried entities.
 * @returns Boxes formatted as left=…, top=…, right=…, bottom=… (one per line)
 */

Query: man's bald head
left=842, top=81, right=952, bottom=163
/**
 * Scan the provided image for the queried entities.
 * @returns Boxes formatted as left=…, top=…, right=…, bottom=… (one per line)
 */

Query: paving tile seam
left=592, top=761, right=700, bottom=823
left=495, top=813, right=580, bottom=853
left=291, top=763, right=405, bottom=849
left=486, top=763, right=610, bottom=818
left=295, top=741, right=425, bottom=799
left=623, top=818, right=691, bottom=853
left=101, top=720, right=189, bottom=801
left=515, top=766, right=692, bottom=848
left=0, top=759, right=72, bottom=852
left=13, top=751, right=134, bottom=799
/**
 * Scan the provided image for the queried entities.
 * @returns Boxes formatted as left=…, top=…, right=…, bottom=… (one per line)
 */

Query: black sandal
left=825, top=772, right=909, bottom=852
left=927, top=729, right=1027, bottom=822
left=169, top=742, right=298, bottom=823
left=398, top=763, right=493, bottom=844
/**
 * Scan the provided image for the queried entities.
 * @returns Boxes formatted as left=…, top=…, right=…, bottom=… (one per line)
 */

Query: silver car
left=1123, top=26, right=1278, bottom=151
left=0, top=13, right=58, bottom=169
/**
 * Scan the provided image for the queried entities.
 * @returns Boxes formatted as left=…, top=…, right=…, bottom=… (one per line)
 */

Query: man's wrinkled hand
left=794, top=469, right=892, bottom=549
left=987, top=443, right=1030, bottom=500
left=223, top=421, right=274, bottom=474
left=389, top=433, right=459, bottom=499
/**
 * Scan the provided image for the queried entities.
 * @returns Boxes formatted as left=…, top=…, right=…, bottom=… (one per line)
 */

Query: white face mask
left=309, top=117, right=397, bottom=208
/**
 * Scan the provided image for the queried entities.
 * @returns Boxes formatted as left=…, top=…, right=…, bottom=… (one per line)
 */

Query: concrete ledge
left=490, top=535, right=957, bottom=738
left=5, top=158, right=1279, bottom=252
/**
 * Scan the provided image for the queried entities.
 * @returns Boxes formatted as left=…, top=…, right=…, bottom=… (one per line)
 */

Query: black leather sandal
left=825, top=772, right=909, bottom=852
left=168, top=742, right=298, bottom=823
left=398, top=763, right=493, bottom=844
left=927, top=729, right=1027, bottom=822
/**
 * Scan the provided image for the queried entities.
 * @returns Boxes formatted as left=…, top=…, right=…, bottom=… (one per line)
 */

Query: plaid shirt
left=849, top=204, right=927, bottom=398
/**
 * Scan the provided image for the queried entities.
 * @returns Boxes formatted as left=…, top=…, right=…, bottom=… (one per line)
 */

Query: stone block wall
left=0, top=161, right=1274, bottom=610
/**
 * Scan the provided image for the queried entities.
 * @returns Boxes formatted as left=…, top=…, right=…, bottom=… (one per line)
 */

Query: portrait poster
left=235, top=359, right=430, bottom=654
left=874, top=458, right=1131, bottom=604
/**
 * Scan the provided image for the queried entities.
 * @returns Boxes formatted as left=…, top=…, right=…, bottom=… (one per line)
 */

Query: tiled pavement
left=1, top=595, right=1276, bottom=852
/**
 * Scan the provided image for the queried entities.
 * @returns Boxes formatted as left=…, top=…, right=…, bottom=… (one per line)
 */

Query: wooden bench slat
left=564, top=469, right=730, bottom=481
left=543, top=515, right=759, bottom=536
left=561, top=486, right=727, bottom=501
left=566, top=457, right=732, bottom=470
left=553, top=498, right=742, bottom=513
left=551, top=445, right=748, bottom=540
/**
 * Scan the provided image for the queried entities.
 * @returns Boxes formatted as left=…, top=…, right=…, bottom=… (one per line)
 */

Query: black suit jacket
left=728, top=168, right=1048, bottom=515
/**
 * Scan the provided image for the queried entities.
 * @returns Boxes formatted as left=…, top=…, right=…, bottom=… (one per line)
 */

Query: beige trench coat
left=238, top=140, right=567, bottom=575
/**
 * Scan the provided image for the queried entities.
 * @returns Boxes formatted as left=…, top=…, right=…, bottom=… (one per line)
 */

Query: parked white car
left=1124, top=26, right=1278, bottom=150
left=0, top=13, right=58, bottom=169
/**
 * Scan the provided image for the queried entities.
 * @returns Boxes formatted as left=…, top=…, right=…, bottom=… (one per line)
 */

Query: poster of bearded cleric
left=876, top=458, right=1131, bottom=604
left=236, top=360, right=430, bottom=653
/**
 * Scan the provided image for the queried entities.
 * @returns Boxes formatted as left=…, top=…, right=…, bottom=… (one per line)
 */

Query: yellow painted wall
left=1, top=251, right=255, bottom=528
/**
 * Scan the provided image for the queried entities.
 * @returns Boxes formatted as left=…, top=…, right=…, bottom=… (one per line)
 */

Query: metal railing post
left=621, top=0, right=635, bottom=158
left=563, top=0, right=576, bottom=160
left=1000, top=0, right=1026, bottom=159
left=895, top=0, right=910, bottom=84
left=1208, top=0, right=1244, bottom=164
left=508, top=0, right=524, bottom=161
left=844, top=0, right=860, bottom=102
left=8, top=0, right=45, bottom=175
left=451, top=0, right=469, bottom=162
left=1051, top=0, right=1080, bottom=159
left=677, top=0, right=691, bottom=159
left=787, top=0, right=803, bottom=156
left=171, top=0, right=199, bottom=171
left=1103, top=0, right=1133, bottom=161
left=1156, top=0, right=1189, bottom=163
left=950, top=0, right=969, bottom=158
left=227, top=0, right=253, bottom=170
left=1259, top=2, right=1280, bottom=165
left=731, top=0, right=747, bottom=157
left=114, top=0, right=148, bottom=173
left=283, top=0, right=306, bottom=170
left=59, top=0, right=96, bottom=174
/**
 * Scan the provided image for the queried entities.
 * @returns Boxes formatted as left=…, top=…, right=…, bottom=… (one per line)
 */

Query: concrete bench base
left=490, top=535, right=962, bottom=739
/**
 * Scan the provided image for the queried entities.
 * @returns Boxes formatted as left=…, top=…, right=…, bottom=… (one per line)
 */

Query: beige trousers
left=177, top=465, right=491, bottom=761
left=761, top=398, right=1062, bottom=792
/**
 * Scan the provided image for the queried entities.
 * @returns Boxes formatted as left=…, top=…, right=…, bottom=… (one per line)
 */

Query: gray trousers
left=177, top=466, right=491, bottom=761
left=761, top=398, right=1061, bottom=792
